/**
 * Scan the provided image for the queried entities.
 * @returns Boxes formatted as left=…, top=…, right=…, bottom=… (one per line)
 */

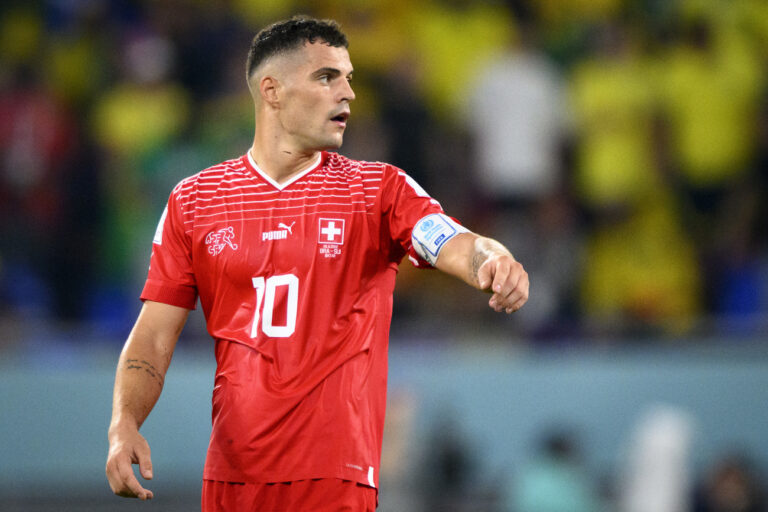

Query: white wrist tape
left=411, top=213, right=469, bottom=266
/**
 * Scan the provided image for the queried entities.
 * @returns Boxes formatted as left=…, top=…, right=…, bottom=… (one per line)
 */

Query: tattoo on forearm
left=470, top=237, right=514, bottom=287
left=471, top=252, right=485, bottom=283
left=124, top=358, right=164, bottom=387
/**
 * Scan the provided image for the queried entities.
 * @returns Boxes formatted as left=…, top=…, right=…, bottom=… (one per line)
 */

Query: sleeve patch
left=411, top=213, right=468, bottom=266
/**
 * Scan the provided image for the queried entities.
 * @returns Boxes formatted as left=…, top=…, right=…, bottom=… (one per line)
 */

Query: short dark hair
left=246, top=16, right=348, bottom=80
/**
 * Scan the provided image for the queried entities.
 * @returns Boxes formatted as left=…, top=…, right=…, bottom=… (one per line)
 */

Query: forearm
left=434, top=231, right=528, bottom=313
left=108, top=302, right=186, bottom=435
left=105, top=302, right=187, bottom=499
left=109, top=340, right=171, bottom=434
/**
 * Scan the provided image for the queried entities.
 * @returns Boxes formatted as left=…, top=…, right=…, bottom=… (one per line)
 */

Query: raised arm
left=434, top=232, right=529, bottom=314
left=105, top=300, right=190, bottom=500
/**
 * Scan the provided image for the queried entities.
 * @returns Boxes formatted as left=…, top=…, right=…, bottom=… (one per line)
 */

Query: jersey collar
left=245, top=150, right=323, bottom=191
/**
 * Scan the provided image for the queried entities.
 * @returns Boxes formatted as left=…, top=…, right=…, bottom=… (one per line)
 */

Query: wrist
left=474, top=237, right=512, bottom=260
left=108, top=415, right=140, bottom=439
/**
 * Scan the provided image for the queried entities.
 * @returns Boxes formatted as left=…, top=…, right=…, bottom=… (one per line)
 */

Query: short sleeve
left=380, top=165, right=447, bottom=268
left=140, top=186, right=198, bottom=309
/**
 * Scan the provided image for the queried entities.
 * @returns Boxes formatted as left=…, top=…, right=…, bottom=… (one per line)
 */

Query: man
left=105, top=16, right=528, bottom=511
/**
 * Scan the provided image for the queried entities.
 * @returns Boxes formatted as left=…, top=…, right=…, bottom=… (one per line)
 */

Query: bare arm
left=433, top=232, right=529, bottom=313
left=105, top=300, right=190, bottom=500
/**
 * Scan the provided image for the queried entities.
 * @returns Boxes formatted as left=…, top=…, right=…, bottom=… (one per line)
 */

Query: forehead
left=288, top=41, right=352, bottom=74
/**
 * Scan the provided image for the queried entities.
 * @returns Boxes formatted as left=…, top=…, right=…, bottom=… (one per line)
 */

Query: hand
left=477, top=254, right=529, bottom=313
left=106, top=425, right=154, bottom=500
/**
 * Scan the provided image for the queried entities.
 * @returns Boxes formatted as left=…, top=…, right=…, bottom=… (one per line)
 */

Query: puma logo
left=263, top=221, right=296, bottom=241
left=278, top=222, right=295, bottom=234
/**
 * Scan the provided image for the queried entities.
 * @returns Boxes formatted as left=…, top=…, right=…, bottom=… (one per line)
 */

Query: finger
left=490, top=261, right=512, bottom=296
left=136, top=440, right=153, bottom=480
left=489, top=270, right=521, bottom=310
left=504, top=293, right=526, bottom=313
left=116, top=459, right=152, bottom=500
left=489, top=270, right=528, bottom=312
left=489, top=294, right=509, bottom=312
left=504, top=273, right=529, bottom=313
left=497, top=281, right=525, bottom=309
left=477, top=260, right=494, bottom=290
left=505, top=300, right=524, bottom=313
left=106, top=455, right=130, bottom=493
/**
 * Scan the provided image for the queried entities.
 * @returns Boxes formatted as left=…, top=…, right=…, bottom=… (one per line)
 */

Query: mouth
left=330, top=111, right=350, bottom=127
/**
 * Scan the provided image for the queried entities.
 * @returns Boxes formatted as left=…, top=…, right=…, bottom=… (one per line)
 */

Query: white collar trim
left=247, top=150, right=322, bottom=191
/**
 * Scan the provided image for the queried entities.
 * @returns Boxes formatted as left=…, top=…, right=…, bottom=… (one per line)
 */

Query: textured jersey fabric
left=141, top=150, right=444, bottom=487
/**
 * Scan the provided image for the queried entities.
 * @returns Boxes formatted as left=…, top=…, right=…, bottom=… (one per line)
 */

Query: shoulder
left=324, top=151, right=400, bottom=184
left=324, top=151, right=396, bottom=175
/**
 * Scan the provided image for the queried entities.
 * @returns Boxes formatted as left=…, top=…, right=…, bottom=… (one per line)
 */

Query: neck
left=249, top=144, right=320, bottom=184
left=250, top=117, right=322, bottom=184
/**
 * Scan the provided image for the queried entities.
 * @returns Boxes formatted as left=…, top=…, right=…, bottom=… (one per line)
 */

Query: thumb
left=136, top=443, right=153, bottom=480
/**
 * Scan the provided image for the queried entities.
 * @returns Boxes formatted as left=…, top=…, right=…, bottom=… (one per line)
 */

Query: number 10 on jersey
left=251, top=274, right=299, bottom=338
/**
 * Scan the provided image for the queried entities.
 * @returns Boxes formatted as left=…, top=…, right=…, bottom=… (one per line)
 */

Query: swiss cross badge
left=205, top=226, right=239, bottom=256
left=318, top=218, right=345, bottom=258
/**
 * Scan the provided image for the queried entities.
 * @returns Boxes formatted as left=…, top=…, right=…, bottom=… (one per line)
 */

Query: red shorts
left=201, top=478, right=377, bottom=512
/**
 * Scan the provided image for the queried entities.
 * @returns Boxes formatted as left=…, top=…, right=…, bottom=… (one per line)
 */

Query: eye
left=318, top=74, right=330, bottom=84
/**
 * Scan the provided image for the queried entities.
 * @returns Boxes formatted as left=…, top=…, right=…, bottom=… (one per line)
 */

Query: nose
left=340, top=79, right=355, bottom=102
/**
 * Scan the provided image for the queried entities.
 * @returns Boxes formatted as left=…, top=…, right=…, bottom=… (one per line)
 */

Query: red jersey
left=141, top=151, right=444, bottom=488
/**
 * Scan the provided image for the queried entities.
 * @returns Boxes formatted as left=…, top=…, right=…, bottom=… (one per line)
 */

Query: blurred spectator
left=377, top=56, right=435, bottom=192
left=330, top=0, right=413, bottom=80
left=568, top=18, right=656, bottom=210
left=501, top=429, right=604, bottom=512
left=465, top=2, right=566, bottom=206
left=152, top=1, right=244, bottom=102
left=1, top=0, right=767, bottom=336
left=708, top=176, right=766, bottom=333
left=692, top=453, right=767, bottom=512
left=89, top=28, right=190, bottom=325
left=618, top=405, right=695, bottom=512
left=655, top=8, right=765, bottom=319
left=578, top=188, right=702, bottom=336
left=688, top=79, right=768, bottom=334
left=43, top=3, right=112, bottom=110
left=90, top=32, right=189, bottom=159
left=464, top=1, right=577, bottom=337
left=0, top=4, right=108, bottom=322
left=405, top=0, right=515, bottom=122
left=422, top=413, right=477, bottom=511
left=658, top=12, right=763, bottom=202
left=0, top=61, right=79, bottom=317
left=570, top=18, right=702, bottom=336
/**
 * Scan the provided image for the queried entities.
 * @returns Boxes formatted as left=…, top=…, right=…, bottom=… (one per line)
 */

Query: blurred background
left=1, top=0, right=767, bottom=510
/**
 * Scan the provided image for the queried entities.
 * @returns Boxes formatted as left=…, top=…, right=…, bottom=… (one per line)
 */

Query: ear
left=260, top=75, right=281, bottom=107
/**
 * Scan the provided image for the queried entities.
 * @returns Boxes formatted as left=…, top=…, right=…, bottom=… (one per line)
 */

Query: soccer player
left=105, top=16, right=529, bottom=511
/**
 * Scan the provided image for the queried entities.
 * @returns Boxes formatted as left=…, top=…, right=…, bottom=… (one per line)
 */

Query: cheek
left=280, top=107, right=305, bottom=135
left=285, top=96, right=322, bottom=129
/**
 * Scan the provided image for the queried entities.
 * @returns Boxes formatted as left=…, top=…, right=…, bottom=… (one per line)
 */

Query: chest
left=189, top=179, right=376, bottom=288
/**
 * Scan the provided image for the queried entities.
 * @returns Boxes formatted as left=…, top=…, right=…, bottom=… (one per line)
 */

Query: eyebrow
left=311, top=67, right=353, bottom=79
